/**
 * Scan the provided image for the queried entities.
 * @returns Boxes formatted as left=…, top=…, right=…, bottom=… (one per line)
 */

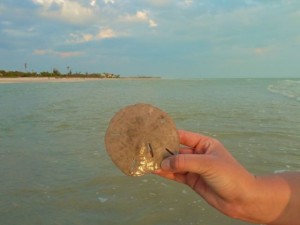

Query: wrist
left=235, top=175, right=290, bottom=224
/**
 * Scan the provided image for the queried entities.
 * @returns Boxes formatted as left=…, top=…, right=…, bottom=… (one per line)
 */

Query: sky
left=0, top=0, right=300, bottom=78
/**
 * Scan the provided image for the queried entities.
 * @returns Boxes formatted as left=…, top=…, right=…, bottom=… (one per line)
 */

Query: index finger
left=178, top=130, right=213, bottom=153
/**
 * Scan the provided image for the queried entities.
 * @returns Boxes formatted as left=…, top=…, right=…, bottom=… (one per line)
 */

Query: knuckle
left=211, top=137, right=221, bottom=146
left=201, top=137, right=215, bottom=149
left=207, top=137, right=222, bottom=148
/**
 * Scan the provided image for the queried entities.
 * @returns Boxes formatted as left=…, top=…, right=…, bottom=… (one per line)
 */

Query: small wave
left=98, top=197, right=108, bottom=203
left=268, top=80, right=300, bottom=101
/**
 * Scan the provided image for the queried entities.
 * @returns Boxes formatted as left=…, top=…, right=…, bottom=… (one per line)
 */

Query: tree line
left=0, top=68, right=121, bottom=79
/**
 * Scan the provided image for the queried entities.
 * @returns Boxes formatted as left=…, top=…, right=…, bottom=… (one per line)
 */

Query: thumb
left=161, top=154, right=209, bottom=174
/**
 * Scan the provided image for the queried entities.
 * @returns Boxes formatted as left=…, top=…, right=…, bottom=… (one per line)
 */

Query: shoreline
left=0, top=77, right=160, bottom=84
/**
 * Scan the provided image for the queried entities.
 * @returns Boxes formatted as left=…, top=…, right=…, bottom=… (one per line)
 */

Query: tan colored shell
left=105, top=103, right=179, bottom=176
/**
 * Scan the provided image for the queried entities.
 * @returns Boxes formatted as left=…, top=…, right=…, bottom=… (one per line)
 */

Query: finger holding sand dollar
left=105, top=103, right=179, bottom=176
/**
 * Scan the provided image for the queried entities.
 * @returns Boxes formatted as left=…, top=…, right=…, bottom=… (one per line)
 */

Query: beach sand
left=0, top=77, right=114, bottom=84
left=0, top=77, right=160, bottom=84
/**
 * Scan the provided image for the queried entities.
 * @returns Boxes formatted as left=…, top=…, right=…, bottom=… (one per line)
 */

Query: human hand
left=155, top=130, right=256, bottom=219
left=155, top=130, right=300, bottom=225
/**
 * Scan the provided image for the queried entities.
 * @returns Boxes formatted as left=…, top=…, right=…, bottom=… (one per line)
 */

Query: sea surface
left=0, top=78, right=299, bottom=225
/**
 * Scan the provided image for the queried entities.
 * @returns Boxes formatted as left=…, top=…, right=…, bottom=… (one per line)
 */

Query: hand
left=154, top=130, right=299, bottom=225
left=155, top=130, right=256, bottom=219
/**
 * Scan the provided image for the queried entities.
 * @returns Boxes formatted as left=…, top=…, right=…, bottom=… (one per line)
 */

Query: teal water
left=0, top=78, right=299, bottom=225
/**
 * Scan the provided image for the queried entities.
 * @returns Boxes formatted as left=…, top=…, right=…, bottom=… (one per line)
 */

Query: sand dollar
left=105, top=103, right=179, bottom=176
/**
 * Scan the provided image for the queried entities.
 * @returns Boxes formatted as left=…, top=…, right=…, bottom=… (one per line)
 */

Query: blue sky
left=0, top=0, right=300, bottom=78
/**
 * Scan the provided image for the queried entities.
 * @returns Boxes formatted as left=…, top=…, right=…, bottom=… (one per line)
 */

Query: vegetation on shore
left=0, top=69, right=161, bottom=79
left=0, top=69, right=120, bottom=79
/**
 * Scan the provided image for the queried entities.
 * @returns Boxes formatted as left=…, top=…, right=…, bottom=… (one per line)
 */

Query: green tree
left=52, top=68, right=61, bottom=76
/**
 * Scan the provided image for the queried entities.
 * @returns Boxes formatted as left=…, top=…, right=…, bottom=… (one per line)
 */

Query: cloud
left=123, top=11, right=149, bottom=21
left=90, top=0, right=96, bottom=7
left=58, top=51, right=83, bottom=58
left=145, top=0, right=171, bottom=7
left=32, top=0, right=95, bottom=25
left=2, top=0, right=300, bottom=77
left=176, top=0, right=193, bottom=8
left=67, top=28, right=118, bottom=43
left=3, top=27, right=37, bottom=38
left=33, top=49, right=49, bottom=55
left=33, top=49, right=83, bottom=58
left=182, top=0, right=193, bottom=7
left=147, top=0, right=172, bottom=7
left=97, top=28, right=117, bottom=39
left=104, top=0, right=115, bottom=4
left=149, top=19, right=158, bottom=28
left=67, top=33, right=90, bottom=44
left=121, top=10, right=158, bottom=28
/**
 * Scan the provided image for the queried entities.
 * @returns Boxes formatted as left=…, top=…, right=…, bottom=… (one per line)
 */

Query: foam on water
left=268, top=79, right=300, bottom=101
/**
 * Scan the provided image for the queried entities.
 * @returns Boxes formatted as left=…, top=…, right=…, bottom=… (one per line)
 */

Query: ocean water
left=0, top=78, right=299, bottom=225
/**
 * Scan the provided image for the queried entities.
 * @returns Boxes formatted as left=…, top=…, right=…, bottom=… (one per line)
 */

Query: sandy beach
left=0, top=77, right=115, bottom=84
left=0, top=77, right=161, bottom=84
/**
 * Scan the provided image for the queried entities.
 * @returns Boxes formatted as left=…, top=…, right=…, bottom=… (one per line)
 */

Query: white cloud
left=177, top=0, right=193, bottom=7
left=3, top=27, right=37, bottom=38
left=121, top=10, right=158, bottom=28
left=33, top=49, right=49, bottom=55
left=97, top=28, right=116, bottom=39
left=58, top=51, right=83, bottom=58
left=32, top=0, right=95, bottom=25
left=67, top=33, right=93, bottom=44
left=104, top=0, right=114, bottom=4
left=33, top=49, right=83, bottom=58
left=67, top=27, right=118, bottom=43
left=123, top=10, right=149, bottom=22
left=149, top=19, right=158, bottom=28
left=90, top=0, right=96, bottom=7
left=32, top=0, right=62, bottom=8
left=82, top=34, right=94, bottom=42
left=145, top=0, right=171, bottom=7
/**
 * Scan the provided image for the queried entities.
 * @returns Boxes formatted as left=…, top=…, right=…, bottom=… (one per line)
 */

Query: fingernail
left=161, top=159, right=170, bottom=170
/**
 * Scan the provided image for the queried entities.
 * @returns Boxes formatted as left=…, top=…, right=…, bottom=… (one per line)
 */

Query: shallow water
left=0, top=78, right=299, bottom=225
